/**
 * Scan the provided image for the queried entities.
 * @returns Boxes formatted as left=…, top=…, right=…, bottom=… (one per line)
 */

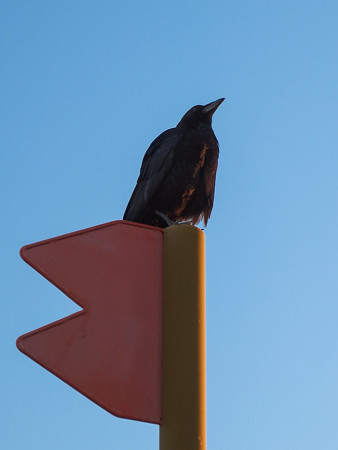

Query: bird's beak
left=202, top=98, right=225, bottom=115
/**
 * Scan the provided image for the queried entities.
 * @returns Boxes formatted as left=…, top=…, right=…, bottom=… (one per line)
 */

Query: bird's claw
left=175, top=219, right=193, bottom=226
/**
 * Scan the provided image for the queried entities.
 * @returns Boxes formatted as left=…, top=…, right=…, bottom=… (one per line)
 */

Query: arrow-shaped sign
left=17, top=220, right=163, bottom=424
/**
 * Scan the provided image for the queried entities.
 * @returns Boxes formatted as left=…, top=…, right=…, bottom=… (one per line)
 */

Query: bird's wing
left=124, top=128, right=182, bottom=221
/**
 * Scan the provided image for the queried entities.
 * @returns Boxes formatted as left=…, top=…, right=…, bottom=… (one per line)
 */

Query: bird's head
left=177, top=98, right=225, bottom=129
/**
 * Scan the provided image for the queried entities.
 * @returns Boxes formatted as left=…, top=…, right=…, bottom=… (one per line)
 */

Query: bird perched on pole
left=123, top=98, right=224, bottom=228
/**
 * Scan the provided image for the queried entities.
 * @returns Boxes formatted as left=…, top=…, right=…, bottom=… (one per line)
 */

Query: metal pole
left=160, top=225, right=206, bottom=450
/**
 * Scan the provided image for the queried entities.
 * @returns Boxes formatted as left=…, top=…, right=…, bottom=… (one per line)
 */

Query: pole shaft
left=160, top=225, right=206, bottom=450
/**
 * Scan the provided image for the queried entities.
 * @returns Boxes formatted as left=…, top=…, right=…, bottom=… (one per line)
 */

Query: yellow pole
left=160, top=225, right=206, bottom=450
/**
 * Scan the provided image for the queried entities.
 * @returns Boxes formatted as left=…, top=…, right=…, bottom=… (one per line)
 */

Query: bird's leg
left=155, top=210, right=174, bottom=226
left=155, top=211, right=194, bottom=227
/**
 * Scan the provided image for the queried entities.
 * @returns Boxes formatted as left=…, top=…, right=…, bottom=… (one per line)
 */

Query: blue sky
left=2, top=1, right=338, bottom=449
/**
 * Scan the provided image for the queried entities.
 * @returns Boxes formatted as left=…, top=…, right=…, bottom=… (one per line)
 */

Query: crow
left=123, top=98, right=224, bottom=228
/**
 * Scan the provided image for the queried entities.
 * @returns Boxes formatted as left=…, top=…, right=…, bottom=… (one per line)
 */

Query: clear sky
left=2, top=1, right=338, bottom=449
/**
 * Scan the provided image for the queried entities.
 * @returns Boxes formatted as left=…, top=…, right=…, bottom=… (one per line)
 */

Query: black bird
left=123, top=98, right=224, bottom=228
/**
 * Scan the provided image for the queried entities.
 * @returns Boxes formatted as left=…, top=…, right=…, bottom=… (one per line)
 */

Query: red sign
left=17, top=220, right=163, bottom=424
